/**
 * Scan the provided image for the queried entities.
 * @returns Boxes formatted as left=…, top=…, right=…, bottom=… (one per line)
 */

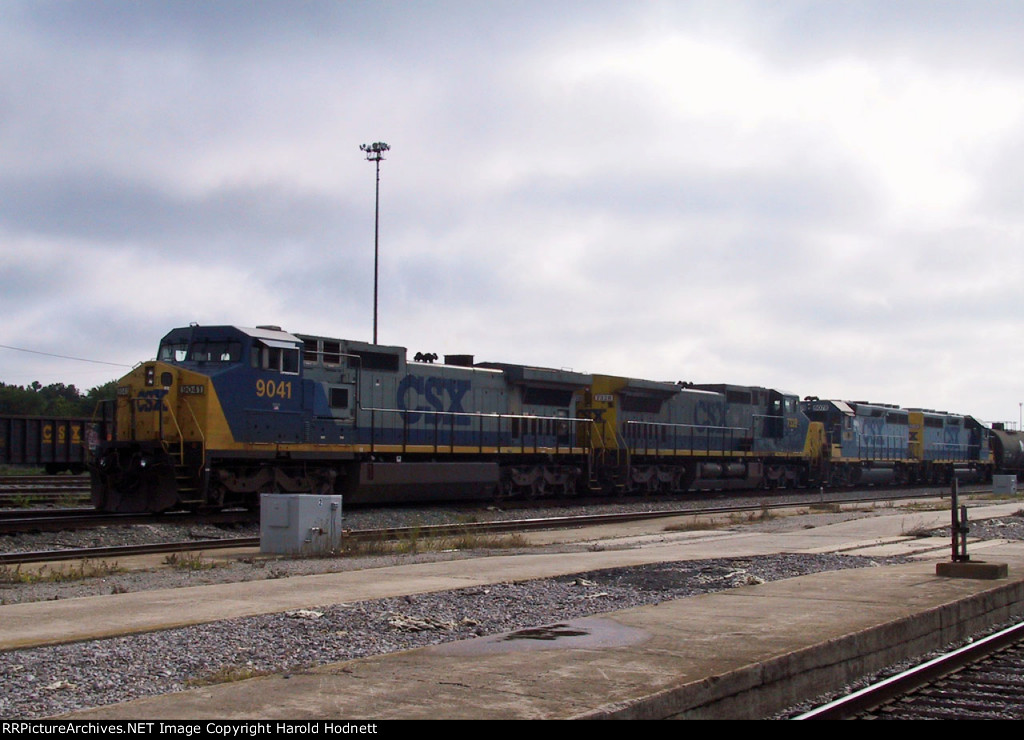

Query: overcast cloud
left=2, top=0, right=1023, bottom=425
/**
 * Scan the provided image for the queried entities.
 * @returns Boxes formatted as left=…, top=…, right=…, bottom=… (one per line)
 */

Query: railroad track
left=0, top=508, right=257, bottom=534
left=0, top=475, right=90, bottom=491
left=794, top=620, right=1024, bottom=719
left=0, top=488, right=984, bottom=566
left=0, top=474, right=91, bottom=506
left=0, top=483, right=984, bottom=536
left=0, top=507, right=726, bottom=565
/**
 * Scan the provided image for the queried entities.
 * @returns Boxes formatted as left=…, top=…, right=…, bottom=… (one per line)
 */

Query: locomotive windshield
left=157, top=339, right=243, bottom=364
left=189, top=340, right=242, bottom=363
left=158, top=341, right=188, bottom=363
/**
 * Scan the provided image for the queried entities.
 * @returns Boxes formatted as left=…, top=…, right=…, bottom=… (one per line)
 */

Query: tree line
left=0, top=380, right=118, bottom=417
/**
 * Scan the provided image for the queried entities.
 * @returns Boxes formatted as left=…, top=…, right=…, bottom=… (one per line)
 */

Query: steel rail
left=0, top=490, right=980, bottom=566
left=794, top=620, right=1024, bottom=719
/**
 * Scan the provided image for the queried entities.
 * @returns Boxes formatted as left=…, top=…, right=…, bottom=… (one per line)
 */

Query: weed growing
left=162, top=552, right=219, bottom=571
left=0, top=559, right=124, bottom=584
left=663, top=518, right=725, bottom=532
left=279, top=530, right=533, bottom=559
left=808, top=503, right=843, bottom=514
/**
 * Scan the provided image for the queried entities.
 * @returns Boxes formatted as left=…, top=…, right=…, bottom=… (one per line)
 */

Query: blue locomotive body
left=800, top=399, right=990, bottom=486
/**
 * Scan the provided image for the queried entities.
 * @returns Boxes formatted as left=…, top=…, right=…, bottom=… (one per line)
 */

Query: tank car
left=989, top=424, right=1024, bottom=477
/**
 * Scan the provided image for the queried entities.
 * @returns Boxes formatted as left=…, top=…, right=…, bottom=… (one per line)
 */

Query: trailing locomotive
left=88, top=324, right=994, bottom=513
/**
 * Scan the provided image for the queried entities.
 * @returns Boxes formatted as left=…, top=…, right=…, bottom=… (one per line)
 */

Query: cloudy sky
left=2, top=1, right=1023, bottom=424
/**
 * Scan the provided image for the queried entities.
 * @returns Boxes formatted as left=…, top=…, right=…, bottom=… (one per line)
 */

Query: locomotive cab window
left=189, top=341, right=242, bottom=363
left=159, top=342, right=189, bottom=363
left=253, top=340, right=301, bottom=374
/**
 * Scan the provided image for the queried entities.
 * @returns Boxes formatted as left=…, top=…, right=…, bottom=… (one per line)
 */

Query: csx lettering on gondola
left=397, top=375, right=471, bottom=425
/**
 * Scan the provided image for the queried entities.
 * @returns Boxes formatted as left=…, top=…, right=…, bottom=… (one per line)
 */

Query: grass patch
left=3, top=494, right=34, bottom=509
left=726, top=506, right=777, bottom=524
left=663, top=517, right=726, bottom=532
left=0, top=559, right=124, bottom=584
left=808, top=502, right=843, bottom=514
left=435, top=532, right=530, bottom=551
left=0, top=466, right=43, bottom=476
left=287, top=529, right=533, bottom=559
left=900, top=501, right=949, bottom=512
left=969, top=492, right=1019, bottom=502
left=163, top=552, right=219, bottom=570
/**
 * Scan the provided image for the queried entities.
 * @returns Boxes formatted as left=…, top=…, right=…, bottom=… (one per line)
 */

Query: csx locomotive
left=89, top=324, right=994, bottom=513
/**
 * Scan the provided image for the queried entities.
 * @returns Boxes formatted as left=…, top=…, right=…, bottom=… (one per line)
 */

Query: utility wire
left=0, top=343, right=132, bottom=368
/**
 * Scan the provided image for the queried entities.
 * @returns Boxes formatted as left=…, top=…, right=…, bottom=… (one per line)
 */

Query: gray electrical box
left=260, top=494, right=344, bottom=555
left=993, top=475, right=1018, bottom=496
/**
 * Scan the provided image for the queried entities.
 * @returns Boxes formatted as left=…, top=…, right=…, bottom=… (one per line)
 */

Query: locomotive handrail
left=924, top=441, right=970, bottom=462
left=822, top=431, right=970, bottom=463
left=359, top=405, right=593, bottom=455
left=179, top=396, right=206, bottom=470
left=856, top=433, right=910, bottom=461
left=119, top=391, right=197, bottom=468
left=145, top=394, right=187, bottom=465
left=622, top=420, right=748, bottom=456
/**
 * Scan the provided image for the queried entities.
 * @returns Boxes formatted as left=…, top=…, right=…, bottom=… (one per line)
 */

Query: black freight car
left=0, top=414, right=112, bottom=473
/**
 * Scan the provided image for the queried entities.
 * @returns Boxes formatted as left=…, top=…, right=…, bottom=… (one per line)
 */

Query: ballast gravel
left=1, top=552, right=903, bottom=719
left=1, top=498, right=1021, bottom=719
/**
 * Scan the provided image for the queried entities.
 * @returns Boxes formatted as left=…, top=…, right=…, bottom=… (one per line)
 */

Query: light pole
left=360, top=141, right=390, bottom=345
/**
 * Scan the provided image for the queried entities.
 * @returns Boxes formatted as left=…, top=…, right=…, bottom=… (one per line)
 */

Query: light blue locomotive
left=800, top=399, right=990, bottom=485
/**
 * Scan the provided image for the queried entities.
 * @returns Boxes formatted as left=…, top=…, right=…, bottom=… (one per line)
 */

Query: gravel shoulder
left=2, top=497, right=1022, bottom=605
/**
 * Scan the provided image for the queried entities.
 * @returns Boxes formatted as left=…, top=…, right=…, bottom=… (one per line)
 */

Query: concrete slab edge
left=573, top=580, right=1024, bottom=720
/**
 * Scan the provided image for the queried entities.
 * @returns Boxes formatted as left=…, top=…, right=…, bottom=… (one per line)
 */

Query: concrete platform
left=7, top=501, right=1024, bottom=719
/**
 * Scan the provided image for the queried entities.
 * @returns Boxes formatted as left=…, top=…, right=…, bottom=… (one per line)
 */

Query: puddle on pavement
left=501, top=624, right=590, bottom=641
left=427, top=617, right=649, bottom=656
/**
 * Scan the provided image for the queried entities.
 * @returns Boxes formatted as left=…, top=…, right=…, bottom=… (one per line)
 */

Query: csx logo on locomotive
left=695, top=400, right=726, bottom=427
left=135, top=389, right=168, bottom=412
left=397, top=375, right=471, bottom=425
